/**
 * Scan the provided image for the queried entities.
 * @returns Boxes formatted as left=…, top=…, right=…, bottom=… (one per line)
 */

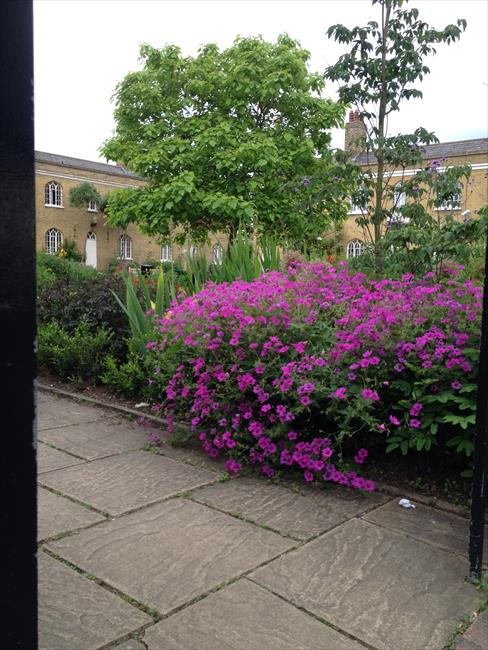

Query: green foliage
left=351, top=202, right=488, bottom=281
left=58, top=238, right=83, bottom=262
left=111, top=270, right=156, bottom=352
left=326, top=1, right=466, bottom=129
left=101, top=34, right=355, bottom=246
left=100, top=353, right=148, bottom=397
left=37, top=252, right=99, bottom=283
left=38, top=321, right=113, bottom=382
left=69, top=182, right=107, bottom=213
left=37, top=272, right=130, bottom=360
left=325, top=0, right=467, bottom=265
left=37, top=263, right=56, bottom=293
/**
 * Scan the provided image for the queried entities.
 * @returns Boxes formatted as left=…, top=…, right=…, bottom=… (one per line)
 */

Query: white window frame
left=393, top=184, right=406, bottom=210
left=160, top=244, right=172, bottom=263
left=44, top=181, right=63, bottom=207
left=45, top=228, right=63, bottom=255
left=212, top=243, right=223, bottom=265
left=346, top=239, right=363, bottom=259
left=347, top=198, right=363, bottom=215
left=87, top=200, right=98, bottom=212
left=189, top=245, right=198, bottom=258
left=435, top=182, right=462, bottom=211
left=118, top=234, right=132, bottom=260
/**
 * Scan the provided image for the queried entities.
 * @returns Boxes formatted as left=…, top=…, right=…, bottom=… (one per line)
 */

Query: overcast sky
left=34, top=0, right=488, bottom=164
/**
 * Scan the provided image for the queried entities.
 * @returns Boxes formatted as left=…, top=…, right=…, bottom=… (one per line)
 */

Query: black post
left=468, top=223, right=488, bottom=580
left=0, top=0, right=37, bottom=646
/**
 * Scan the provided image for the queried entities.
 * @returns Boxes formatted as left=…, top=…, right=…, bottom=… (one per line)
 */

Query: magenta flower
left=409, top=402, right=423, bottom=417
left=361, top=388, right=380, bottom=402
left=224, top=459, right=241, bottom=474
left=451, top=380, right=462, bottom=390
left=330, top=387, right=347, bottom=399
left=389, top=415, right=400, bottom=426
left=409, top=419, right=421, bottom=429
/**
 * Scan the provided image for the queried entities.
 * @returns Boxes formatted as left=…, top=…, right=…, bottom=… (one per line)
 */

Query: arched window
left=88, top=200, right=98, bottom=212
left=160, top=244, right=172, bottom=262
left=44, top=228, right=63, bottom=255
left=346, top=239, right=363, bottom=259
left=44, top=181, right=63, bottom=207
left=189, top=245, right=198, bottom=258
left=212, top=243, right=223, bottom=265
left=118, top=234, right=132, bottom=260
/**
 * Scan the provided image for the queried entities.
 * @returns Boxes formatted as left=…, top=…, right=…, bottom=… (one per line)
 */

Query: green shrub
left=37, top=273, right=130, bottom=360
left=101, top=350, right=148, bottom=397
left=37, top=252, right=99, bottom=282
left=38, top=322, right=113, bottom=382
left=37, top=264, right=56, bottom=292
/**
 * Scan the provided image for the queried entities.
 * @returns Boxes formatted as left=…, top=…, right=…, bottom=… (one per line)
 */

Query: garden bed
left=37, top=367, right=474, bottom=513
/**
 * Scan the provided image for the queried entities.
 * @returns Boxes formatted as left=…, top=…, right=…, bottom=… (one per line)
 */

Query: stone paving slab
left=110, top=640, right=147, bottom=650
left=156, top=442, right=224, bottom=473
left=250, top=518, right=480, bottom=650
left=46, top=498, right=294, bottom=615
left=37, top=392, right=117, bottom=430
left=144, top=577, right=364, bottom=650
left=39, top=450, right=217, bottom=515
left=192, top=477, right=347, bottom=540
left=38, top=552, right=151, bottom=650
left=38, top=418, right=149, bottom=460
left=37, top=441, right=86, bottom=474
left=456, top=609, right=488, bottom=650
left=38, top=487, right=105, bottom=541
left=364, top=499, right=488, bottom=563
left=294, top=482, right=391, bottom=518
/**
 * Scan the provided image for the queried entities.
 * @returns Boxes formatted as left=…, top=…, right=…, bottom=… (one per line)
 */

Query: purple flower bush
left=143, top=261, right=482, bottom=489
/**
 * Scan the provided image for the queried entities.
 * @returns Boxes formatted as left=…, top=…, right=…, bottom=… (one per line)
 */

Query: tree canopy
left=101, top=34, right=356, bottom=246
left=325, top=0, right=467, bottom=268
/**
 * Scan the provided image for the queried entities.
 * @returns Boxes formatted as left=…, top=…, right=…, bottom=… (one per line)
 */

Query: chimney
left=344, top=110, right=367, bottom=156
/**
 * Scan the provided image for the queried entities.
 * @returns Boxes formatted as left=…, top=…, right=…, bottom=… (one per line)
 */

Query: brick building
left=36, top=151, right=226, bottom=271
left=341, top=111, right=488, bottom=259
left=36, top=126, right=488, bottom=268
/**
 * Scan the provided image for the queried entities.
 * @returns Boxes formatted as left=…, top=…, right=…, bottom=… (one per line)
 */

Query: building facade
left=37, top=128, right=488, bottom=269
left=36, top=151, right=226, bottom=271
left=341, top=111, right=488, bottom=259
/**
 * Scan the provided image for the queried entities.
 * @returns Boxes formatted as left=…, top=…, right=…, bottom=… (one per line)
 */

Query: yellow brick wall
left=36, top=147, right=487, bottom=268
left=36, top=161, right=228, bottom=271
left=342, top=151, right=488, bottom=258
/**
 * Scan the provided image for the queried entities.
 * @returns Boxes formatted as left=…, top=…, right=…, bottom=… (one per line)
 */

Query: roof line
left=34, top=150, right=145, bottom=180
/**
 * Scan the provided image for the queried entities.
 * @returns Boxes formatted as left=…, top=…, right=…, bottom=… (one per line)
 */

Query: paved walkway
left=37, top=390, right=487, bottom=650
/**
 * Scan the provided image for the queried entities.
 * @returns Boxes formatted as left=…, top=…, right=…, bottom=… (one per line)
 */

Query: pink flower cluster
left=146, top=262, right=481, bottom=490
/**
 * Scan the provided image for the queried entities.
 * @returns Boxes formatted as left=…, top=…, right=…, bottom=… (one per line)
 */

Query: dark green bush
left=38, top=322, right=113, bottom=383
left=37, top=272, right=130, bottom=360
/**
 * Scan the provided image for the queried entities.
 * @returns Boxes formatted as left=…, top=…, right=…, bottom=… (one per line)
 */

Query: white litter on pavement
left=134, top=402, right=149, bottom=408
left=398, top=498, right=416, bottom=509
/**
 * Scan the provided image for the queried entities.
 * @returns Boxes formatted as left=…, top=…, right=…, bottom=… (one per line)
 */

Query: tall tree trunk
left=372, top=0, right=392, bottom=274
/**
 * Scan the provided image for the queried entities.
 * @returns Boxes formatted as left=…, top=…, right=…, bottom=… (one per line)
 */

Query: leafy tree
left=101, top=35, right=358, bottom=246
left=325, top=0, right=467, bottom=269
left=69, top=182, right=107, bottom=213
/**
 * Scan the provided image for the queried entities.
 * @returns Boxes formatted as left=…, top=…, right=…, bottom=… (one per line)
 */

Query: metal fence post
left=468, top=224, right=488, bottom=580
